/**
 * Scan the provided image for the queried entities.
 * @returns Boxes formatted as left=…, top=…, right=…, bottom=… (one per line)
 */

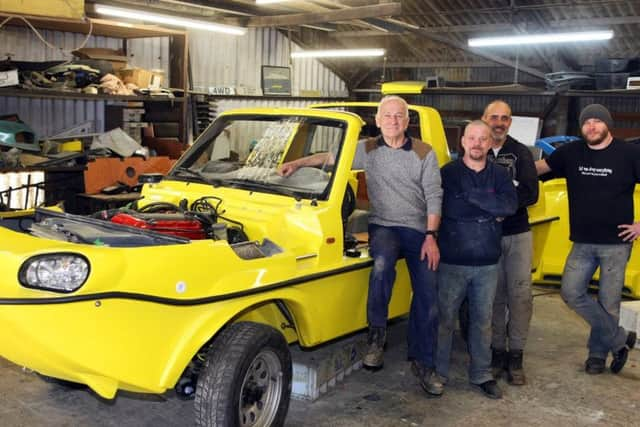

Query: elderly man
left=436, top=120, right=517, bottom=399
left=536, top=104, right=638, bottom=375
left=279, top=96, right=444, bottom=396
left=482, top=100, right=539, bottom=385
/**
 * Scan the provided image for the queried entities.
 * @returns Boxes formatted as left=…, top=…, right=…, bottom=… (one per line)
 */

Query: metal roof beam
left=225, top=2, right=402, bottom=28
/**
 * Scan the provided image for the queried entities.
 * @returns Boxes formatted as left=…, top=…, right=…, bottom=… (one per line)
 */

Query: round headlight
left=19, top=254, right=90, bottom=293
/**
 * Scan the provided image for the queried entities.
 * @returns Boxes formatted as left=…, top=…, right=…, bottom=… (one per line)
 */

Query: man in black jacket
left=482, top=100, right=539, bottom=385
left=435, top=120, right=517, bottom=399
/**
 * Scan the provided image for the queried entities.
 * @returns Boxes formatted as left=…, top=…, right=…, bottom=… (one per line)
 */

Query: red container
left=111, top=212, right=207, bottom=240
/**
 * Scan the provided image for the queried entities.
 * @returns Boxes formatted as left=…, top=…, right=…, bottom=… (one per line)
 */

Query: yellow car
left=0, top=107, right=450, bottom=426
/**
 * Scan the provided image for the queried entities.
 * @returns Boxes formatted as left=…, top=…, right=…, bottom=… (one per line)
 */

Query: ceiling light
left=94, top=5, right=247, bottom=35
left=291, top=49, right=385, bottom=58
left=468, top=30, right=613, bottom=47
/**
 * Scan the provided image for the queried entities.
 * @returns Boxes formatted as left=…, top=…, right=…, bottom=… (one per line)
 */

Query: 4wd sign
left=208, top=86, right=236, bottom=95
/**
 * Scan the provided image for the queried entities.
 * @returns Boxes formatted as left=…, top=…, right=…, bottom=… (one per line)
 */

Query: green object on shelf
left=0, top=120, right=40, bottom=152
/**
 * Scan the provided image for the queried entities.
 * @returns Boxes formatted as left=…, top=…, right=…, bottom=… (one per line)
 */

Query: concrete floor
left=0, top=288, right=638, bottom=427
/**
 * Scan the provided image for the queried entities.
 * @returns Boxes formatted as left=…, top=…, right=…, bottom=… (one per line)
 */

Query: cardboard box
left=122, top=108, right=145, bottom=122
left=119, top=68, right=163, bottom=89
left=0, top=0, right=84, bottom=20
left=122, top=122, right=149, bottom=143
left=0, top=69, right=19, bottom=87
left=73, top=48, right=127, bottom=72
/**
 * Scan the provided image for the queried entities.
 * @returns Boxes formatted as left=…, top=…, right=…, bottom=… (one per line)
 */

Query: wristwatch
left=425, top=230, right=438, bottom=238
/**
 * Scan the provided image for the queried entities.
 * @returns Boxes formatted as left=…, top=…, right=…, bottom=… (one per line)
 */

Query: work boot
left=611, top=331, right=637, bottom=374
left=585, top=357, right=605, bottom=375
left=363, top=327, right=386, bottom=370
left=474, top=380, right=502, bottom=399
left=411, top=361, right=443, bottom=397
left=491, top=348, right=508, bottom=379
left=507, top=350, right=526, bottom=385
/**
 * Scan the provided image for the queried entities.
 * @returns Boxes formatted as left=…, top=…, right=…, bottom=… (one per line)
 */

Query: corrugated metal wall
left=1, top=24, right=346, bottom=139
left=0, top=25, right=124, bottom=136
left=213, top=97, right=341, bottom=113
left=189, top=28, right=347, bottom=97
left=0, top=97, right=105, bottom=138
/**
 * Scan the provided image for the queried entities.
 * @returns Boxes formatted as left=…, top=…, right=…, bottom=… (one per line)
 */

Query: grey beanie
left=579, top=104, right=613, bottom=129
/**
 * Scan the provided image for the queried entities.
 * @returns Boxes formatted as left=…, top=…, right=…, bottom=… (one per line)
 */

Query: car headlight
left=19, top=254, right=90, bottom=293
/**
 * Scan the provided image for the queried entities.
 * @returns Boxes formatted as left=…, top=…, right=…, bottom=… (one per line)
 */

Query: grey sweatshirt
left=352, top=136, right=442, bottom=233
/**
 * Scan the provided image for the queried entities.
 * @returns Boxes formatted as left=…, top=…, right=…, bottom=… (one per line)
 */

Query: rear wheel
left=194, top=322, right=292, bottom=427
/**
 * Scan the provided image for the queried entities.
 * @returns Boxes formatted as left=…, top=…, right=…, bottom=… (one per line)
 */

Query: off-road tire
left=194, top=322, right=292, bottom=427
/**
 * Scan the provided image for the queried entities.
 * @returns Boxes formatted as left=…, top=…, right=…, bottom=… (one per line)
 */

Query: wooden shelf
left=0, top=14, right=186, bottom=38
left=0, top=13, right=189, bottom=143
left=0, top=88, right=186, bottom=102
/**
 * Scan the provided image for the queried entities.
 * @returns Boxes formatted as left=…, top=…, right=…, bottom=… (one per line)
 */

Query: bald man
left=482, top=100, right=539, bottom=386
left=436, top=120, right=517, bottom=399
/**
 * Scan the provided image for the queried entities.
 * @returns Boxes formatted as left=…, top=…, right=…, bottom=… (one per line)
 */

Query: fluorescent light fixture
left=469, top=30, right=613, bottom=47
left=94, top=5, right=247, bottom=35
left=291, top=49, right=385, bottom=58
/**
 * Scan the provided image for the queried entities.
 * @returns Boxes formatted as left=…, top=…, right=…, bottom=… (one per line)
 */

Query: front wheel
left=194, top=322, right=292, bottom=427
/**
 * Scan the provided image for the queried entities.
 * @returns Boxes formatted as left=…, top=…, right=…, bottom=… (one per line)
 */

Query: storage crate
left=620, top=301, right=640, bottom=349
left=291, top=334, right=367, bottom=401
left=122, top=108, right=146, bottom=122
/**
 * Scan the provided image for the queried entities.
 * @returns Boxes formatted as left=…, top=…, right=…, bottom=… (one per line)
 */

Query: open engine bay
left=27, top=195, right=283, bottom=259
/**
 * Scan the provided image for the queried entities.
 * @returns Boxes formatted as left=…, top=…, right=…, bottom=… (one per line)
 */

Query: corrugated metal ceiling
left=87, top=1, right=640, bottom=88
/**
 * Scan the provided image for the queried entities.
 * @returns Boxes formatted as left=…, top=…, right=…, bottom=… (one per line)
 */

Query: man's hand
left=421, top=235, right=440, bottom=270
left=618, top=222, right=640, bottom=241
left=277, top=161, right=298, bottom=177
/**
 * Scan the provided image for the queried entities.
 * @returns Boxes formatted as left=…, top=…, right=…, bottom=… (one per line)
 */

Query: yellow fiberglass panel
left=381, top=81, right=426, bottom=94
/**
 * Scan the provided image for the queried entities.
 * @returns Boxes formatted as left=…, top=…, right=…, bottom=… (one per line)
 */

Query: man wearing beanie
left=536, top=103, right=639, bottom=375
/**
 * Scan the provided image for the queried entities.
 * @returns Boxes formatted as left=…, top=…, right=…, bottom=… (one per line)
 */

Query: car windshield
left=172, top=115, right=347, bottom=200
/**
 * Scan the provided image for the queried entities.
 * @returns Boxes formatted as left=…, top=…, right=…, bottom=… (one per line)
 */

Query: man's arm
left=420, top=151, right=442, bottom=271
left=535, top=159, right=552, bottom=176
left=466, top=169, right=518, bottom=218
left=277, top=152, right=334, bottom=176
left=515, top=146, right=539, bottom=208
left=617, top=145, right=640, bottom=241
left=421, top=214, right=440, bottom=270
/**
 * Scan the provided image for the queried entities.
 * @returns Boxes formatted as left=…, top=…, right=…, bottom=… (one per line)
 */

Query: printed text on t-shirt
left=578, top=166, right=612, bottom=177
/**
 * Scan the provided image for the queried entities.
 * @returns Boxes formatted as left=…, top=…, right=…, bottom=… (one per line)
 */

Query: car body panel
left=0, top=107, right=420, bottom=399
left=531, top=178, right=640, bottom=298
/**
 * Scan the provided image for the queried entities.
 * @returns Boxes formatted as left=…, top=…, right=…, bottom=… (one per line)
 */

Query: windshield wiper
left=171, top=167, right=221, bottom=187
left=225, top=179, right=312, bottom=199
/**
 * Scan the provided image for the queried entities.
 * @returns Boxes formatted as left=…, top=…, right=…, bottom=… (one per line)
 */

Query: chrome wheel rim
left=238, top=349, right=283, bottom=427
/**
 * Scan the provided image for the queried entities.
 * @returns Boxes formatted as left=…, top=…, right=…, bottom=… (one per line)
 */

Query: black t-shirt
left=546, top=138, right=640, bottom=243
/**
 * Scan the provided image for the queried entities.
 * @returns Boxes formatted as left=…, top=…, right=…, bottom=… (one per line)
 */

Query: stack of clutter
left=194, top=95, right=218, bottom=136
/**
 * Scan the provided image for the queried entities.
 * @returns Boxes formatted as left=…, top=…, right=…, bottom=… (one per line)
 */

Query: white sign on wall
left=508, top=116, right=543, bottom=146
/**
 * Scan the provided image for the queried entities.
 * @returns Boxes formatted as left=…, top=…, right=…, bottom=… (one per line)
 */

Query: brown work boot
left=411, top=360, right=444, bottom=397
left=507, top=350, right=526, bottom=385
left=491, top=348, right=508, bottom=379
left=363, top=327, right=386, bottom=370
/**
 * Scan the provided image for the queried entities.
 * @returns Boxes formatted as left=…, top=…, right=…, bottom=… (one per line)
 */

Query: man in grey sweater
left=279, top=96, right=444, bottom=396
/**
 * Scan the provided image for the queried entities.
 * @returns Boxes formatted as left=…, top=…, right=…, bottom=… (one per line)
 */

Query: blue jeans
left=436, top=262, right=498, bottom=384
left=368, top=224, right=438, bottom=368
left=560, top=243, right=631, bottom=359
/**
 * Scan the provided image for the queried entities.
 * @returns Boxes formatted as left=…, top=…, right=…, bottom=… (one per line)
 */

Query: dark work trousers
left=367, top=223, right=439, bottom=369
